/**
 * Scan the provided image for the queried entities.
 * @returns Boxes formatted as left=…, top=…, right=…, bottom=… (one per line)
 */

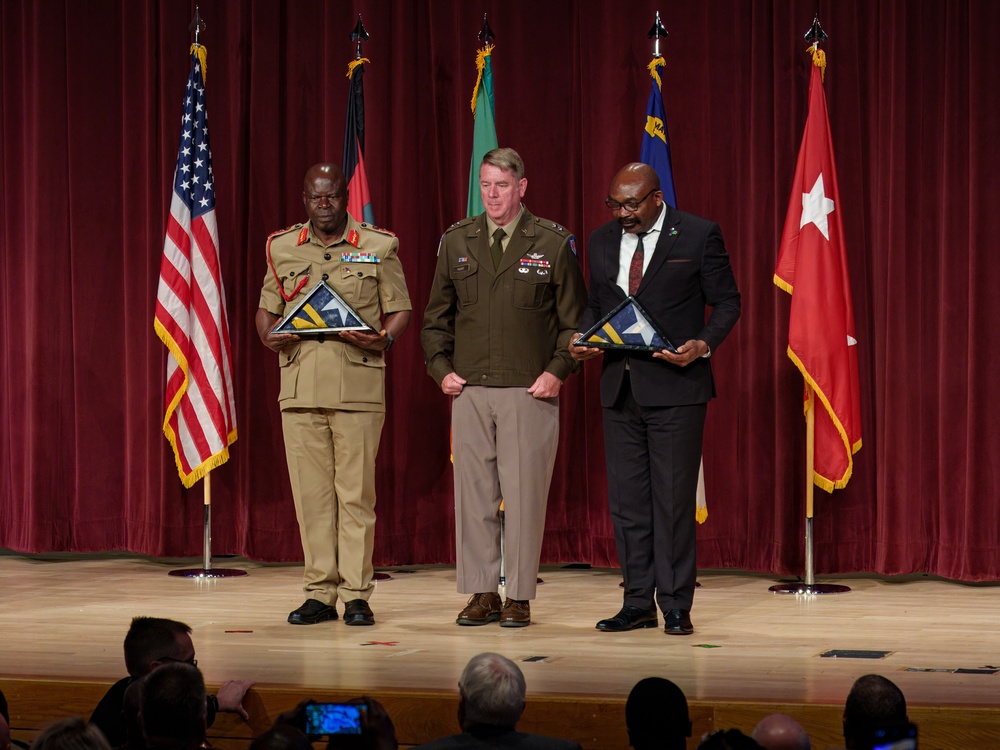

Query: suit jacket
left=412, top=725, right=581, bottom=750
left=579, top=207, right=741, bottom=408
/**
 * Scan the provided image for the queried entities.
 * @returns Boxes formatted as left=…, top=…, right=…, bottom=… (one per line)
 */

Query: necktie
left=491, top=227, right=506, bottom=269
left=628, top=232, right=648, bottom=296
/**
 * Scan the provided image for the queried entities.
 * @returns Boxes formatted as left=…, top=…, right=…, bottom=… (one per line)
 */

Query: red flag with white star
left=774, top=50, right=861, bottom=492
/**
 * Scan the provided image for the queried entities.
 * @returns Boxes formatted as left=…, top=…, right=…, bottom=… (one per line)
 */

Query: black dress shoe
left=287, top=599, right=338, bottom=625
left=343, top=599, right=375, bottom=626
left=596, top=605, right=658, bottom=632
left=663, top=608, right=693, bottom=635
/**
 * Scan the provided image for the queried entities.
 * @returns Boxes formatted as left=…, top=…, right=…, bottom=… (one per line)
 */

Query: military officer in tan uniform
left=257, top=163, right=411, bottom=626
left=421, top=148, right=587, bottom=627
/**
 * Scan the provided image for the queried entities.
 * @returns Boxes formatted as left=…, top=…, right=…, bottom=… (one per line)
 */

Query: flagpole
left=161, top=10, right=245, bottom=580
left=770, top=15, right=850, bottom=596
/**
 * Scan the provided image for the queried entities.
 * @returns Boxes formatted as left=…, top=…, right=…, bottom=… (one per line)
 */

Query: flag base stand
left=373, top=572, right=392, bottom=581
left=769, top=516, right=850, bottom=596
left=169, top=567, right=248, bottom=579
left=769, top=582, right=850, bottom=595
left=167, top=486, right=248, bottom=579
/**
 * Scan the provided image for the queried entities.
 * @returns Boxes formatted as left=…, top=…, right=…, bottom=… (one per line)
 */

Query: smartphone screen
left=304, top=703, right=364, bottom=735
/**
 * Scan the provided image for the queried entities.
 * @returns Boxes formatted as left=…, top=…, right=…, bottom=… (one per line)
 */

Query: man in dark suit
left=412, top=653, right=580, bottom=750
left=571, top=163, right=740, bottom=636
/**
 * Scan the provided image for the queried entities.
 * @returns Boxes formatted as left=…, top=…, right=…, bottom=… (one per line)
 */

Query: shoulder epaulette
left=535, top=218, right=572, bottom=236
left=267, top=222, right=304, bottom=240
left=359, top=223, right=396, bottom=237
left=445, top=216, right=476, bottom=233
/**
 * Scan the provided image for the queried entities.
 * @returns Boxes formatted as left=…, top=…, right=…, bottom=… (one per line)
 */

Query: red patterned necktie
left=628, top=232, right=648, bottom=296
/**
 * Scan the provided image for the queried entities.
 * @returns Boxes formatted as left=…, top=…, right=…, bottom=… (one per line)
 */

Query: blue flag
left=640, top=56, right=677, bottom=208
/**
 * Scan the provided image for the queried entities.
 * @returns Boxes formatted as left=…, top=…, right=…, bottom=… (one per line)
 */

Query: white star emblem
left=199, top=196, right=210, bottom=207
left=800, top=173, right=835, bottom=241
left=623, top=308, right=656, bottom=346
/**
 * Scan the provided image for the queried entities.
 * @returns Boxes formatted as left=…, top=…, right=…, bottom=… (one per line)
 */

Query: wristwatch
left=382, top=329, right=395, bottom=351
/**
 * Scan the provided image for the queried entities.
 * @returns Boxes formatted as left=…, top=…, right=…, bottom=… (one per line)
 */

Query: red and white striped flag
left=154, top=44, right=237, bottom=488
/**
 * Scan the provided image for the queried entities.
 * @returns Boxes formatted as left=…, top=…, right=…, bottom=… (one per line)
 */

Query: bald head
left=607, top=163, right=663, bottom=235
left=303, top=163, right=346, bottom=192
left=752, top=714, right=811, bottom=750
left=302, top=163, right=349, bottom=241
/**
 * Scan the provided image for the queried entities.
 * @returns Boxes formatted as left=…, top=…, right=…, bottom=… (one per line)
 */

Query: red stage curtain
left=2, top=1, right=998, bottom=580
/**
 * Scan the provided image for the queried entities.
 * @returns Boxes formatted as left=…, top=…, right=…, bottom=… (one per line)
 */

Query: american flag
left=154, top=45, right=237, bottom=488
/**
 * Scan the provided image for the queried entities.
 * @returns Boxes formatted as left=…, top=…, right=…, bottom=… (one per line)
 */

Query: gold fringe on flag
left=346, top=57, right=371, bottom=78
left=470, top=43, right=494, bottom=116
left=190, top=43, right=208, bottom=84
left=647, top=55, right=665, bottom=89
left=809, top=44, right=827, bottom=82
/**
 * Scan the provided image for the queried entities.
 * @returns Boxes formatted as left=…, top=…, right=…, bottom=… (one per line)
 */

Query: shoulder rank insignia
left=550, top=222, right=566, bottom=233
left=360, top=223, right=397, bottom=237
left=342, top=251, right=380, bottom=264
left=266, top=223, right=303, bottom=240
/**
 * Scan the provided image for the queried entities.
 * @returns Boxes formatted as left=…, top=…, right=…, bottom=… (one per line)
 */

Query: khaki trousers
left=281, top=408, right=384, bottom=605
left=452, top=386, right=559, bottom=601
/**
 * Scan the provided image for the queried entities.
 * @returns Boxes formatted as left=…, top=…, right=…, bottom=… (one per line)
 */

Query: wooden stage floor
left=2, top=553, right=1000, bottom=748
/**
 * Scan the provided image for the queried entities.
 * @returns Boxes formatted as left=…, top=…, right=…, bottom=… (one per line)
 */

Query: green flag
left=466, top=44, right=498, bottom=217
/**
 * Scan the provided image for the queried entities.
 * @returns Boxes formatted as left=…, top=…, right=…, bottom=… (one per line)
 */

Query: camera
left=304, top=702, right=365, bottom=736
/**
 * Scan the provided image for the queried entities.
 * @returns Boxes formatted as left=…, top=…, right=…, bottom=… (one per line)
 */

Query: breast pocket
left=280, top=264, right=311, bottom=299
left=513, top=273, right=549, bottom=310
left=342, top=263, right=379, bottom=307
left=450, top=261, right=479, bottom=306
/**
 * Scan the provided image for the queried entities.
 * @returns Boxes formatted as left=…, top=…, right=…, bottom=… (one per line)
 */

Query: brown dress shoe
left=456, top=592, right=502, bottom=625
left=499, top=598, right=531, bottom=628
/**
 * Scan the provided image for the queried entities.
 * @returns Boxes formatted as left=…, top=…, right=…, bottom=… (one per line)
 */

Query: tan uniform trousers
left=281, top=408, right=385, bottom=605
left=452, top=386, right=559, bottom=601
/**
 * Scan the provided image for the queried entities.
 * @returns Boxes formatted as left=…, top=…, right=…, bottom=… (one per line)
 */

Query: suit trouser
left=452, top=386, right=559, bottom=601
left=282, top=407, right=384, bottom=605
left=603, top=377, right=707, bottom=613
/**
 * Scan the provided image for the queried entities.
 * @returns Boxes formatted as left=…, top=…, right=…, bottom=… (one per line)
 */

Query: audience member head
left=625, top=677, right=691, bottom=750
left=249, top=726, right=312, bottom=750
left=751, top=714, right=811, bottom=750
left=843, top=674, right=907, bottom=750
left=30, top=718, right=111, bottom=750
left=123, top=618, right=195, bottom=679
left=697, top=729, right=764, bottom=750
left=139, top=663, right=206, bottom=749
left=457, top=653, right=526, bottom=730
left=0, top=687, right=10, bottom=750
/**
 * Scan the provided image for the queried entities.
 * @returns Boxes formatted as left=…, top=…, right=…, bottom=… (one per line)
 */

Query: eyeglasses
left=157, top=655, right=198, bottom=668
left=605, top=189, right=656, bottom=213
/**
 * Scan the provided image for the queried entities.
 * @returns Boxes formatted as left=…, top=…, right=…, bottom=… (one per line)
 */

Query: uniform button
left=288, top=270, right=295, bottom=276
left=362, top=357, right=368, bottom=363
left=322, top=273, right=329, bottom=280
left=481, top=374, right=488, bottom=381
left=357, top=271, right=363, bottom=277
left=324, top=253, right=331, bottom=260
left=318, top=334, right=326, bottom=344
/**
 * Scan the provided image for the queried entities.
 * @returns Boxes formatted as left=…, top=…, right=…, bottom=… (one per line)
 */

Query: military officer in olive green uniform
left=257, top=163, right=411, bottom=627
left=421, top=148, right=587, bottom=628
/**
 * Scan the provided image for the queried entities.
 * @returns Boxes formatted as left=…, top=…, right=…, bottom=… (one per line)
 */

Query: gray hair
left=459, top=652, right=526, bottom=728
left=481, top=148, right=525, bottom=181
